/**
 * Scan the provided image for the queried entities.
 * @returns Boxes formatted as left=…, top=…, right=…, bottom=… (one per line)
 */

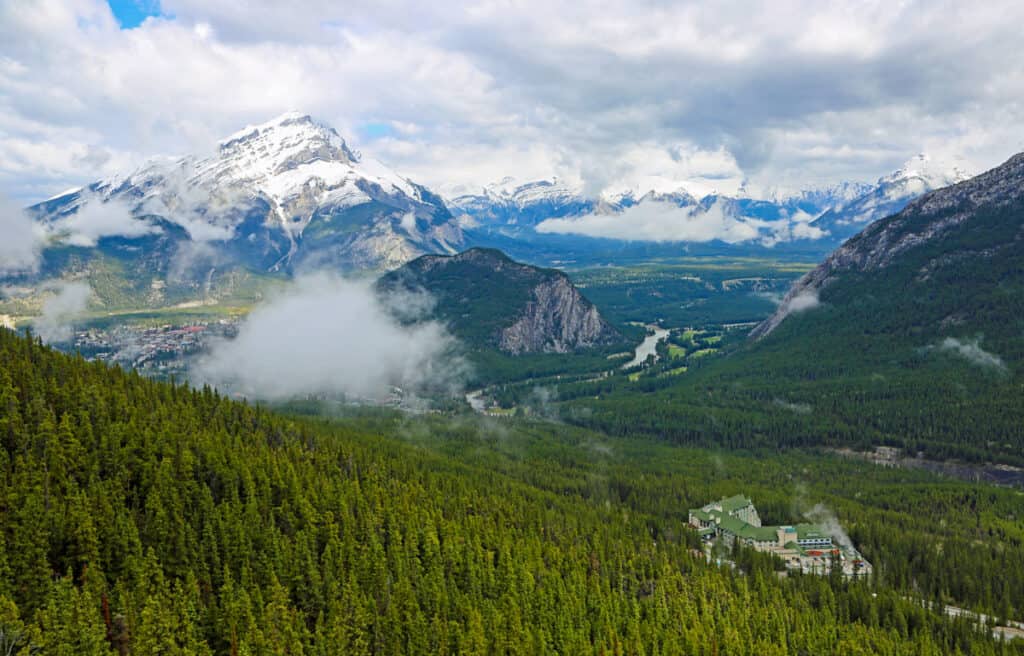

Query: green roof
left=692, top=497, right=831, bottom=546
left=719, top=494, right=753, bottom=512
left=718, top=515, right=777, bottom=541
left=689, top=508, right=712, bottom=521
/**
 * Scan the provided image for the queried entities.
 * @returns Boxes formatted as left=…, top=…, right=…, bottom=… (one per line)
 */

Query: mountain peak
left=882, top=152, right=972, bottom=187
left=217, top=112, right=359, bottom=172
left=28, top=112, right=462, bottom=275
left=809, top=152, right=977, bottom=242
left=220, top=111, right=316, bottom=143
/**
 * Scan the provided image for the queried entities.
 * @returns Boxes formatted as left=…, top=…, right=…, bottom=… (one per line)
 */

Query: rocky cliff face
left=752, top=152, right=1024, bottom=339
left=378, top=248, right=620, bottom=354
left=499, top=275, right=618, bottom=354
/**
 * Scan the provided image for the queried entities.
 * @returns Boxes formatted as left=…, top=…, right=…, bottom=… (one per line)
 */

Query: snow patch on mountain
left=454, top=154, right=970, bottom=249
left=32, top=113, right=462, bottom=271
left=811, top=154, right=974, bottom=241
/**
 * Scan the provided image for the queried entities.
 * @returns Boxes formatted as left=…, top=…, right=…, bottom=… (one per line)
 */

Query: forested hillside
left=563, top=154, right=1024, bottom=466
left=1, top=329, right=1020, bottom=653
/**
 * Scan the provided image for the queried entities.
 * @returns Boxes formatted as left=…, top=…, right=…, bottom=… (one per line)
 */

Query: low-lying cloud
left=759, top=216, right=830, bottom=246
left=537, top=200, right=760, bottom=243
left=786, top=290, right=821, bottom=313
left=536, top=199, right=827, bottom=245
left=193, top=274, right=467, bottom=400
left=139, top=164, right=243, bottom=242
left=43, top=165, right=242, bottom=252
left=51, top=194, right=160, bottom=247
left=773, top=398, right=812, bottom=415
left=168, top=241, right=225, bottom=285
left=35, top=281, right=92, bottom=343
left=937, top=336, right=1006, bottom=371
left=0, top=193, right=42, bottom=274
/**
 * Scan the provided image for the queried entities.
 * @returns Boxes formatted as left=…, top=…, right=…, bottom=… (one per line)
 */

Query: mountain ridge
left=378, top=247, right=621, bottom=355
left=451, top=154, right=966, bottom=253
left=809, top=153, right=973, bottom=244
left=753, top=152, right=1024, bottom=339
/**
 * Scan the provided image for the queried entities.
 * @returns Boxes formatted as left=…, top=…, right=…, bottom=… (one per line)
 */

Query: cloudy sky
left=2, top=0, right=1023, bottom=204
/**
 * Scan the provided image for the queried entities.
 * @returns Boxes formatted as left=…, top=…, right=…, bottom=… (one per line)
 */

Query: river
left=624, top=326, right=670, bottom=369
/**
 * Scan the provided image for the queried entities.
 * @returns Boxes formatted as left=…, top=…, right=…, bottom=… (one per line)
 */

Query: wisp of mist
left=193, top=274, right=468, bottom=401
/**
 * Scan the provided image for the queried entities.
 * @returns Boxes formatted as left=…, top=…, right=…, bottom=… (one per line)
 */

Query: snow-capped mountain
left=774, top=181, right=875, bottom=213
left=452, top=156, right=969, bottom=255
left=811, top=154, right=973, bottom=243
left=450, top=175, right=863, bottom=250
left=446, top=177, right=592, bottom=229
left=33, top=112, right=462, bottom=273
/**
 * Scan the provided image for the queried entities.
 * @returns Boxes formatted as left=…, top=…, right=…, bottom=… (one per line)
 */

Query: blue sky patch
left=107, top=0, right=162, bottom=29
left=361, top=122, right=395, bottom=139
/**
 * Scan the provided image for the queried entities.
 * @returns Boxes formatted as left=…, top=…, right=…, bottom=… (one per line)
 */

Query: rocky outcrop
left=752, top=152, right=1024, bottom=340
left=499, top=276, right=619, bottom=354
left=378, top=247, right=620, bottom=354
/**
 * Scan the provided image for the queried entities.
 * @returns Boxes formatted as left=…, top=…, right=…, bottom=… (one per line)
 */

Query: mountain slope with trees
left=1, top=329, right=1019, bottom=653
left=564, top=153, right=1024, bottom=465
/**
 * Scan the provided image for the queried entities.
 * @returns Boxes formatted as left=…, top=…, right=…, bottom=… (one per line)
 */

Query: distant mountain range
left=445, top=177, right=595, bottom=229
left=378, top=248, right=620, bottom=355
left=447, top=154, right=971, bottom=253
left=809, top=154, right=972, bottom=244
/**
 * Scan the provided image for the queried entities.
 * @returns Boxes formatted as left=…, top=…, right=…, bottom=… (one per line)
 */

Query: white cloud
left=1, top=0, right=1024, bottom=204
left=193, top=274, right=467, bottom=400
left=759, top=216, right=830, bottom=246
left=399, top=211, right=418, bottom=235
left=168, top=241, right=223, bottom=284
left=0, top=192, right=43, bottom=273
left=137, top=163, right=241, bottom=242
left=537, top=199, right=759, bottom=243
left=938, top=337, right=1006, bottom=371
left=536, top=198, right=828, bottom=245
left=594, top=143, right=745, bottom=199
left=786, top=290, right=820, bottom=313
left=50, top=194, right=160, bottom=247
left=34, top=281, right=92, bottom=343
